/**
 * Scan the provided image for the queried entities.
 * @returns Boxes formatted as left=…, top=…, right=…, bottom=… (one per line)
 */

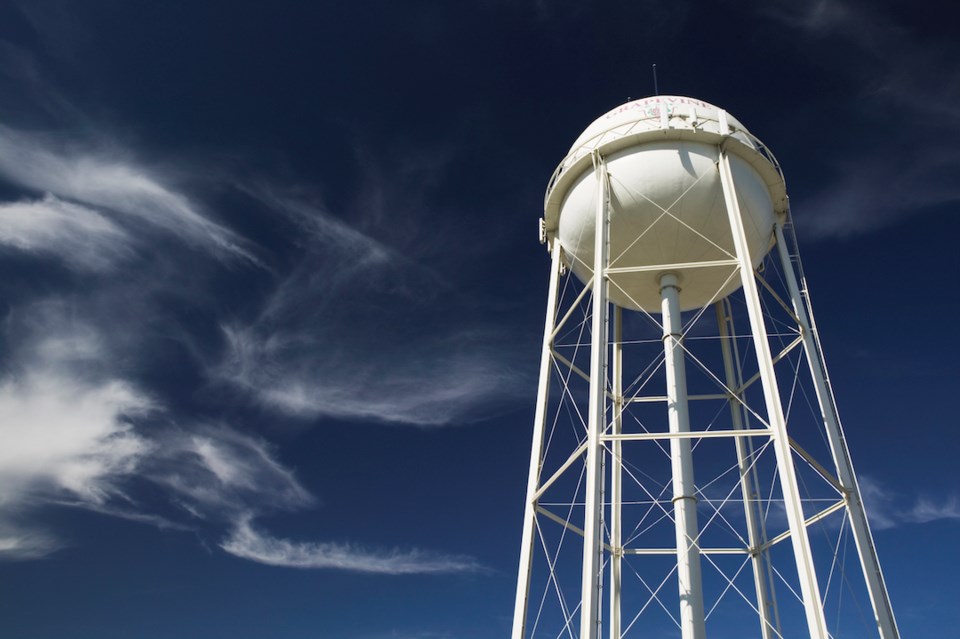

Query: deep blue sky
left=0, top=1, right=957, bottom=638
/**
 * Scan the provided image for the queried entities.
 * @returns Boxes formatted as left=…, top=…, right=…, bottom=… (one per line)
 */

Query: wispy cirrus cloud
left=859, top=476, right=960, bottom=530
left=144, top=424, right=315, bottom=519
left=0, top=38, right=83, bottom=125
left=218, top=322, right=525, bottom=427
left=765, top=0, right=960, bottom=120
left=221, top=516, right=483, bottom=574
left=794, top=146, right=960, bottom=238
left=0, top=27, right=493, bottom=572
left=151, top=427, right=485, bottom=574
left=0, top=141, right=495, bottom=567
left=0, top=303, right=484, bottom=574
left=0, top=193, right=133, bottom=270
left=212, top=190, right=529, bottom=427
left=0, top=372, right=150, bottom=506
left=0, top=524, right=61, bottom=561
left=0, top=361, right=485, bottom=574
left=0, top=124, right=258, bottom=263
left=762, top=0, right=960, bottom=238
left=0, top=304, right=154, bottom=559
left=0, top=302, right=152, bottom=510
left=0, top=362, right=153, bottom=560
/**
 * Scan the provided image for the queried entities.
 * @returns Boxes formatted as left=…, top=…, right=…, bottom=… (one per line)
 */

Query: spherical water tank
left=543, top=96, right=788, bottom=312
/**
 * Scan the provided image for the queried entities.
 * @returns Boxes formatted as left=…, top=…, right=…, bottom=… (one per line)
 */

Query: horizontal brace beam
left=760, top=500, right=847, bottom=552
left=605, top=259, right=740, bottom=276
left=602, top=429, right=773, bottom=442
left=622, top=547, right=748, bottom=556
left=626, top=393, right=731, bottom=404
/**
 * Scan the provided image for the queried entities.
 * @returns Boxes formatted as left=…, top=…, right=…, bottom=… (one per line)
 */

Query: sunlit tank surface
left=543, top=96, right=788, bottom=312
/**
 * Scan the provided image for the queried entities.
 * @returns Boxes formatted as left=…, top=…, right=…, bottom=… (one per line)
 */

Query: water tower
left=512, top=96, right=899, bottom=639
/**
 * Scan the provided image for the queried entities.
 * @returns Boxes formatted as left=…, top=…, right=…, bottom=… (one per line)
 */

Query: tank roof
left=543, top=96, right=788, bottom=241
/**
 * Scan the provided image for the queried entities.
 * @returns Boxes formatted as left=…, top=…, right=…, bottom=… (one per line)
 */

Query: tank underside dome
left=543, top=96, right=788, bottom=312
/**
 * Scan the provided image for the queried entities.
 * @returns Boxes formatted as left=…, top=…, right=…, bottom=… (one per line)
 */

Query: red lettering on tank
left=605, top=97, right=708, bottom=119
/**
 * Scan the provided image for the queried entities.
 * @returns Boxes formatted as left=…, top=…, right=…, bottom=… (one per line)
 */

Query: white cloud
left=151, top=429, right=485, bottom=574
left=221, top=517, right=482, bottom=574
left=0, top=67, right=505, bottom=568
left=795, top=149, right=960, bottom=239
left=219, top=323, right=524, bottom=427
left=50, top=500, right=193, bottom=532
left=0, top=288, right=487, bottom=569
left=763, top=0, right=960, bottom=238
left=766, top=0, right=960, bottom=120
left=147, top=425, right=315, bottom=518
left=0, top=124, right=258, bottom=263
left=859, top=476, right=960, bottom=530
left=905, top=497, right=960, bottom=525
left=245, top=186, right=393, bottom=271
left=0, top=38, right=83, bottom=125
left=0, top=193, right=132, bottom=270
left=212, top=192, right=529, bottom=427
left=0, top=524, right=61, bottom=561
left=0, top=371, right=151, bottom=508
left=0, top=363, right=320, bottom=560
left=0, top=303, right=316, bottom=558
left=0, top=364, right=152, bottom=560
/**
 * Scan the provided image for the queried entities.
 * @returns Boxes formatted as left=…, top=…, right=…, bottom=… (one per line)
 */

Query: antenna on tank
left=652, top=63, right=659, bottom=95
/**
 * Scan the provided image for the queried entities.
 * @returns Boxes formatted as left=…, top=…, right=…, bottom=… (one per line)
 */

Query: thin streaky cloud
left=0, top=308, right=312, bottom=557
left=0, top=365, right=151, bottom=559
left=859, top=476, right=960, bottom=530
left=212, top=192, right=529, bottom=427
left=0, top=525, right=61, bottom=561
left=0, top=371, right=151, bottom=508
left=0, top=11, right=522, bottom=577
left=0, top=193, right=132, bottom=270
left=900, top=497, right=960, bottom=526
left=47, top=500, right=195, bottom=532
left=217, top=322, right=527, bottom=428
left=0, top=300, right=485, bottom=569
left=0, top=363, right=317, bottom=559
left=762, top=0, right=960, bottom=238
left=794, top=149, right=960, bottom=239
left=221, top=517, right=484, bottom=574
left=0, top=124, right=259, bottom=264
left=242, top=186, right=395, bottom=265
left=0, top=38, right=85, bottom=124
left=145, top=425, right=316, bottom=518
left=765, top=0, right=960, bottom=121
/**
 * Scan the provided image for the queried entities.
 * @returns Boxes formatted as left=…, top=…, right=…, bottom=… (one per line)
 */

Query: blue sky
left=0, top=1, right=957, bottom=637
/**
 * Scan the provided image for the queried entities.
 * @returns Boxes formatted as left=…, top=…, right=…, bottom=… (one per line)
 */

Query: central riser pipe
left=660, top=273, right=706, bottom=639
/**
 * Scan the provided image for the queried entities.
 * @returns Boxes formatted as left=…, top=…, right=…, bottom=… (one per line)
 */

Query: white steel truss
left=512, top=145, right=900, bottom=639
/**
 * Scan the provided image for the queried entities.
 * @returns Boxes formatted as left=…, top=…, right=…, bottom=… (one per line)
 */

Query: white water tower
left=513, top=96, right=899, bottom=639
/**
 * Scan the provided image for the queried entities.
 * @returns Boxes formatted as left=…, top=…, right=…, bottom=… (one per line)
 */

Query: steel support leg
left=718, top=146, right=829, bottom=639
left=716, top=299, right=780, bottom=639
left=580, top=154, right=610, bottom=639
left=660, top=273, right=706, bottom=639
left=609, top=305, right=623, bottom=639
left=512, top=239, right=564, bottom=639
left=774, top=222, right=900, bottom=639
